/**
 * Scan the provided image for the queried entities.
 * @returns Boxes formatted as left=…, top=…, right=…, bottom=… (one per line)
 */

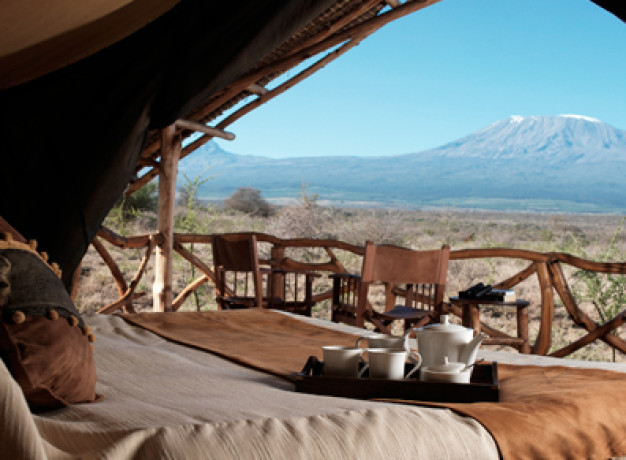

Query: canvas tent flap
left=0, top=0, right=182, bottom=90
left=0, top=0, right=334, bottom=289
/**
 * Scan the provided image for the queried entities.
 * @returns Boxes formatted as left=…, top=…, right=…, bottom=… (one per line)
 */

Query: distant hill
left=179, top=115, right=626, bottom=213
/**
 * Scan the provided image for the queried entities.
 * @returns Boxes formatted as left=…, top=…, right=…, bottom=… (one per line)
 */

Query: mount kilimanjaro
left=179, top=115, right=626, bottom=213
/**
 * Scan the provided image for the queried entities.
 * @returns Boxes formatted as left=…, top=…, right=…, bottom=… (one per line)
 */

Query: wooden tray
left=295, top=356, right=499, bottom=403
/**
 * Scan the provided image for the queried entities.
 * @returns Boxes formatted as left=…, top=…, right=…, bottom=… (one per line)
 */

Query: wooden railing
left=451, top=248, right=626, bottom=357
left=90, top=228, right=626, bottom=359
left=93, top=228, right=364, bottom=314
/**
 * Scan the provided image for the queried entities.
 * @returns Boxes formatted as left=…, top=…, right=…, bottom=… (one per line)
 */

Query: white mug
left=322, top=345, right=369, bottom=378
left=366, top=348, right=422, bottom=380
left=355, top=333, right=408, bottom=350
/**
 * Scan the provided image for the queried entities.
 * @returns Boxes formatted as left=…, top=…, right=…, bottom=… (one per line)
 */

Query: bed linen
left=2, top=311, right=625, bottom=459
left=3, top=312, right=498, bottom=459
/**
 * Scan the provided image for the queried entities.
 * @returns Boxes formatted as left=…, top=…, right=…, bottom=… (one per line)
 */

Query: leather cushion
left=0, top=245, right=100, bottom=411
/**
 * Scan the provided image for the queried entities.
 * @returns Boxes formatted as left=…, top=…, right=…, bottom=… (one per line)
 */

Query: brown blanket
left=120, top=310, right=626, bottom=460
left=120, top=309, right=356, bottom=381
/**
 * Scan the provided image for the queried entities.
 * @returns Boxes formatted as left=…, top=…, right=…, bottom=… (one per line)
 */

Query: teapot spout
left=460, top=332, right=487, bottom=365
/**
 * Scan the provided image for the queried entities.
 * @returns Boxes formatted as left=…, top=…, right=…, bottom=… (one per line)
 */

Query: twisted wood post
left=270, top=244, right=286, bottom=302
left=532, top=261, right=554, bottom=355
left=153, top=124, right=180, bottom=312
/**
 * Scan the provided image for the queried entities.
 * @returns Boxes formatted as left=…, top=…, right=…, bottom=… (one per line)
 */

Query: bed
left=4, top=310, right=626, bottom=459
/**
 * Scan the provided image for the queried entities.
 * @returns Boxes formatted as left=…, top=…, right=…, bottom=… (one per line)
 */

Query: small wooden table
left=449, top=296, right=531, bottom=354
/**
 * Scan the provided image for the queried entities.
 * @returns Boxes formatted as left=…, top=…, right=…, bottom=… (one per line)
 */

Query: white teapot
left=405, top=315, right=486, bottom=368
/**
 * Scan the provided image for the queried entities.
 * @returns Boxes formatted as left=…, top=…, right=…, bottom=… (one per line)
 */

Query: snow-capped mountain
left=425, top=115, right=626, bottom=164
left=180, top=115, right=626, bottom=213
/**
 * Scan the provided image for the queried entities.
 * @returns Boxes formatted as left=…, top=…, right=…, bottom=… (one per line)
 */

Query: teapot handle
left=405, top=350, right=422, bottom=379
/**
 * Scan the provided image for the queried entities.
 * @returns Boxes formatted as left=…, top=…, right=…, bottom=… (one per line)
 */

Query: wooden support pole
left=517, top=302, right=531, bottom=353
left=153, top=124, right=180, bottom=312
left=533, top=261, right=554, bottom=355
left=270, top=244, right=286, bottom=301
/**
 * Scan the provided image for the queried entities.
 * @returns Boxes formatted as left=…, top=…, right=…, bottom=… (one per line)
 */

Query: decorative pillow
left=0, top=233, right=101, bottom=412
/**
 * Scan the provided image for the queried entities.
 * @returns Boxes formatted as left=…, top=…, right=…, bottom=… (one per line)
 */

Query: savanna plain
left=76, top=191, right=626, bottom=363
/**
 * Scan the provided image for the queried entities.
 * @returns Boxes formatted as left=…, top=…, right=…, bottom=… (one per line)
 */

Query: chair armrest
left=328, top=272, right=360, bottom=280
left=270, top=268, right=322, bottom=278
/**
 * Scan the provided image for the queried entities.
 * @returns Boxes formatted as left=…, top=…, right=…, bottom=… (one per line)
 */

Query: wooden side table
left=449, top=296, right=531, bottom=354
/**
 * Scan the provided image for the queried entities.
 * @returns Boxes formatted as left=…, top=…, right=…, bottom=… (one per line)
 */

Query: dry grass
left=76, top=202, right=626, bottom=363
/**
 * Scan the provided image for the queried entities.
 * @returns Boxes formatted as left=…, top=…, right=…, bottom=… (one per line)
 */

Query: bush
left=105, top=181, right=158, bottom=233
left=335, top=209, right=406, bottom=246
left=117, top=181, right=158, bottom=216
left=267, top=185, right=331, bottom=239
left=224, top=187, right=273, bottom=217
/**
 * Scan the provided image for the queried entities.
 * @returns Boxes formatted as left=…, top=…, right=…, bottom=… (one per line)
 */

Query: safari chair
left=330, top=241, right=450, bottom=333
left=212, top=234, right=319, bottom=316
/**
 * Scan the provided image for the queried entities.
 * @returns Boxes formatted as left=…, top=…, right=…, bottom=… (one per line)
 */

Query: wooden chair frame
left=213, top=234, right=264, bottom=309
left=212, top=234, right=320, bottom=315
left=331, top=241, right=450, bottom=333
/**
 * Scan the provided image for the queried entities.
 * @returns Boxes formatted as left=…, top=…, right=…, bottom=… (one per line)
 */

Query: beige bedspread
left=3, top=311, right=626, bottom=460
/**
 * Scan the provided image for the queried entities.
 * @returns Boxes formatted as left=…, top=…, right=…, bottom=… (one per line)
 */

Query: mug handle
left=405, top=350, right=422, bottom=379
left=357, top=351, right=369, bottom=378
left=355, top=336, right=367, bottom=348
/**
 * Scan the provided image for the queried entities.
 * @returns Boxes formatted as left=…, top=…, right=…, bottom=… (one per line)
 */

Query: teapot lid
left=427, top=356, right=466, bottom=373
left=420, top=314, right=468, bottom=332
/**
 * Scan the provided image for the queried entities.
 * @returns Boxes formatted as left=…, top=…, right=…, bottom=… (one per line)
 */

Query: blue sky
left=220, top=0, right=626, bottom=158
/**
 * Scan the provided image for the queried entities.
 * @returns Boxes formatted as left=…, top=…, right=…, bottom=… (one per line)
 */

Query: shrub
left=224, top=187, right=273, bottom=217
left=112, top=181, right=158, bottom=218
left=335, top=209, right=406, bottom=246
left=267, top=185, right=331, bottom=239
left=105, top=181, right=158, bottom=233
left=572, top=217, right=626, bottom=361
